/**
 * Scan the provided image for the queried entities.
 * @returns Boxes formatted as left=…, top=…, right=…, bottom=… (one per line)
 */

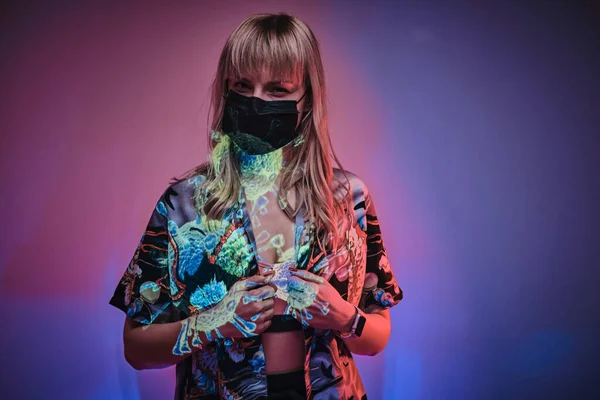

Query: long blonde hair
left=178, top=13, right=349, bottom=252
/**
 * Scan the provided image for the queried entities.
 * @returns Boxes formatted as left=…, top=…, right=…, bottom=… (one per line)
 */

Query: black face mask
left=222, top=90, right=307, bottom=155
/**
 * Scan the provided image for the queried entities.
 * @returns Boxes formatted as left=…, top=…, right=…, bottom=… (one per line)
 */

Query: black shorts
left=266, top=369, right=307, bottom=400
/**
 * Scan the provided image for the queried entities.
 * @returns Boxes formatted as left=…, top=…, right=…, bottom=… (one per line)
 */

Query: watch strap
left=338, top=304, right=365, bottom=338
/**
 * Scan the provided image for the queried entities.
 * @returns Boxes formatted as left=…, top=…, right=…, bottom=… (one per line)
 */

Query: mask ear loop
left=297, top=87, right=308, bottom=104
left=298, top=85, right=312, bottom=120
left=293, top=85, right=312, bottom=149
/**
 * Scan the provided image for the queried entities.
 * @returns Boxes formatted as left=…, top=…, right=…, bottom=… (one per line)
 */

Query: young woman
left=110, top=13, right=403, bottom=400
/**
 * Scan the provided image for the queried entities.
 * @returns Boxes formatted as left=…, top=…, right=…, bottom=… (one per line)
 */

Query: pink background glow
left=1, top=1, right=598, bottom=399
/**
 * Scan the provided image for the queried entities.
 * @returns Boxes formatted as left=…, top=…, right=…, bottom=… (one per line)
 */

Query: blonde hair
left=178, top=13, right=349, bottom=252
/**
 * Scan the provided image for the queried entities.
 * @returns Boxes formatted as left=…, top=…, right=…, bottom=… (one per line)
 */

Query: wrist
left=337, top=301, right=358, bottom=333
left=336, top=303, right=367, bottom=339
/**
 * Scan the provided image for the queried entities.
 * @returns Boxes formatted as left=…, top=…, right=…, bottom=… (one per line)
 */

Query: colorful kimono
left=109, top=168, right=403, bottom=399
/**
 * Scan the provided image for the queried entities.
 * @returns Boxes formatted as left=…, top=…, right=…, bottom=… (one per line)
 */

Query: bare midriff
left=260, top=298, right=305, bottom=374
left=243, top=182, right=304, bottom=373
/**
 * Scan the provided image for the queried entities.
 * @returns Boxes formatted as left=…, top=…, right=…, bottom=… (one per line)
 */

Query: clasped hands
left=212, top=267, right=355, bottom=339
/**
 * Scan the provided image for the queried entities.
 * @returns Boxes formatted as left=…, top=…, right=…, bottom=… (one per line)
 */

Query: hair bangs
left=225, top=20, right=306, bottom=83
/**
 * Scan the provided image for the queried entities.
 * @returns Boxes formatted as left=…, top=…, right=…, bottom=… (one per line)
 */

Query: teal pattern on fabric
left=109, top=169, right=403, bottom=399
left=190, top=277, right=228, bottom=310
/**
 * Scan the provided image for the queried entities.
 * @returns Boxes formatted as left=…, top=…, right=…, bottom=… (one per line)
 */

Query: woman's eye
left=271, top=87, right=289, bottom=94
left=234, top=82, right=250, bottom=90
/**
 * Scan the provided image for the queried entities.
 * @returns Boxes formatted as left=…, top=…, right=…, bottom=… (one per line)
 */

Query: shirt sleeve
left=109, top=192, right=183, bottom=324
left=358, top=191, right=404, bottom=313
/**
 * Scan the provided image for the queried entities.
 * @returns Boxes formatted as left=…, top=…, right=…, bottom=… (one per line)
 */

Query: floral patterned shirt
left=109, top=168, right=403, bottom=400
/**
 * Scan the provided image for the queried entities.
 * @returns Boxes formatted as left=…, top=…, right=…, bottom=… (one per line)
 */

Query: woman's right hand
left=219, top=272, right=277, bottom=338
left=174, top=272, right=276, bottom=354
left=184, top=272, right=276, bottom=340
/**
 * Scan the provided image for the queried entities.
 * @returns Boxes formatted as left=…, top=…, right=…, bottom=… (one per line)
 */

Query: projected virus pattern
left=109, top=134, right=403, bottom=399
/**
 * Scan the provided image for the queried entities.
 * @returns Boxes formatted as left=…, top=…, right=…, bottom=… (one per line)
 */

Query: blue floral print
left=109, top=169, right=403, bottom=399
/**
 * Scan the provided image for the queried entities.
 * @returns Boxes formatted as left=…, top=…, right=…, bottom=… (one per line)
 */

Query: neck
left=236, top=145, right=285, bottom=187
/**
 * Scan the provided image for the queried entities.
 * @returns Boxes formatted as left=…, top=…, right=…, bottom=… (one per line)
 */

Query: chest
left=244, top=189, right=296, bottom=265
left=167, top=193, right=368, bottom=313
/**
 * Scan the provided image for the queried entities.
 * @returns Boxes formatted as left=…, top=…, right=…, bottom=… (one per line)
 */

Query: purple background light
left=1, top=1, right=598, bottom=399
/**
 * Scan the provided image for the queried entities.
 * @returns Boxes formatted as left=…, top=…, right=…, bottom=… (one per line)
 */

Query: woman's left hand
left=286, top=268, right=355, bottom=331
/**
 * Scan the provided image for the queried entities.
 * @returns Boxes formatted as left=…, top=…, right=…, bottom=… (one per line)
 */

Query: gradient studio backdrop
left=1, top=1, right=599, bottom=399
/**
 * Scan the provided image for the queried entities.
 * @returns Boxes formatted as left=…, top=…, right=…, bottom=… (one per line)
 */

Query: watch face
left=355, top=314, right=367, bottom=337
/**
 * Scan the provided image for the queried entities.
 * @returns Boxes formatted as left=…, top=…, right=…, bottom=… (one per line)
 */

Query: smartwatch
left=339, top=305, right=366, bottom=338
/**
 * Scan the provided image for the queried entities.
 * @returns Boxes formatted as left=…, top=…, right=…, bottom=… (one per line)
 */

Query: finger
left=288, top=290, right=316, bottom=307
left=261, top=307, right=275, bottom=321
left=289, top=269, right=324, bottom=284
left=260, top=319, right=272, bottom=332
left=243, top=286, right=275, bottom=303
left=259, top=298, right=275, bottom=312
left=231, top=279, right=262, bottom=294
left=249, top=312, right=262, bottom=322
left=247, top=284, right=276, bottom=298
left=258, top=262, right=274, bottom=275
left=231, top=277, right=262, bottom=293
left=288, top=275, right=318, bottom=292
left=242, top=273, right=274, bottom=290
left=288, top=283, right=318, bottom=310
left=287, top=275, right=304, bottom=291
left=248, top=270, right=275, bottom=280
left=246, top=297, right=274, bottom=315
